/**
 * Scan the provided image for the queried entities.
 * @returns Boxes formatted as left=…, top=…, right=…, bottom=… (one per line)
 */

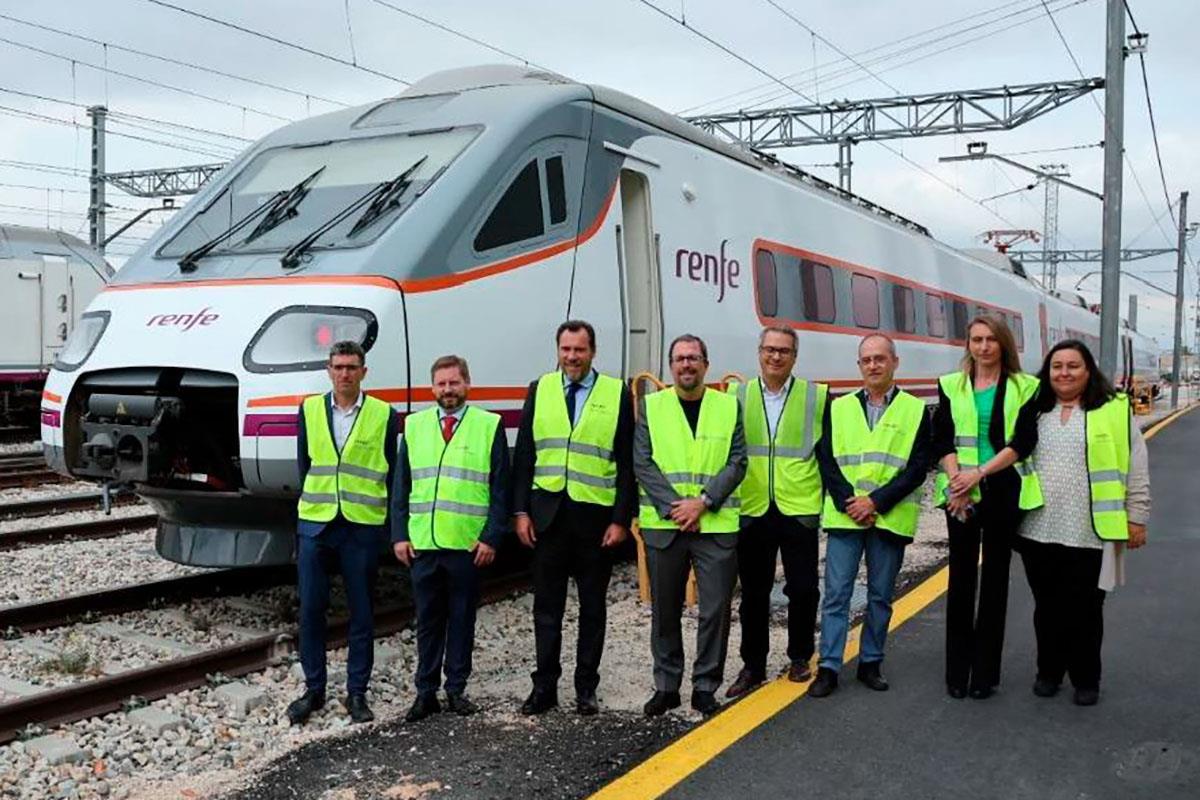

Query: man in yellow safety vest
left=634, top=334, right=747, bottom=717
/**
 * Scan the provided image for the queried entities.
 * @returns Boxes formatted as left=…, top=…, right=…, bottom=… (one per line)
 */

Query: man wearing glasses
left=725, top=327, right=828, bottom=699
left=634, top=334, right=747, bottom=716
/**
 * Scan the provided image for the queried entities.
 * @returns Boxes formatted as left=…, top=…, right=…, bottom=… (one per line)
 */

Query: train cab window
left=851, top=273, right=880, bottom=329
left=546, top=156, right=567, bottom=225
left=1013, top=314, right=1025, bottom=349
left=800, top=260, right=836, bottom=322
left=474, top=159, right=545, bottom=251
left=754, top=249, right=779, bottom=317
left=951, top=299, right=969, bottom=339
left=891, top=284, right=916, bottom=333
left=925, top=293, right=947, bottom=338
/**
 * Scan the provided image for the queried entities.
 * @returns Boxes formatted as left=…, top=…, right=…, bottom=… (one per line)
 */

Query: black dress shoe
left=575, top=691, right=599, bottom=716
left=643, top=690, right=682, bottom=717
left=345, top=693, right=374, bottom=723
left=405, top=692, right=441, bottom=723
left=787, top=661, right=813, bottom=683
left=808, top=667, right=838, bottom=698
left=1032, top=678, right=1060, bottom=698
left=286, top=689, right=325, bottom=725
left=520, top=688, right=558, bottom=716
left=968, top=685, right=995, bottom=700
left=856, top=662, right=889, bottom=692
left=947, top=684, right=968, bottom=699
left=725, top=668, right=765, bottom=699
left=691, top=690, right=720, bottom=715
left=445, top=692, right=479, bottom=716
left=1072, top=687, right=1099, bottom=706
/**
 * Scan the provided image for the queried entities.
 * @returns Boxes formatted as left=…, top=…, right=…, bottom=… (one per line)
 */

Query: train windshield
left=158, top=127, right=480, bottom=258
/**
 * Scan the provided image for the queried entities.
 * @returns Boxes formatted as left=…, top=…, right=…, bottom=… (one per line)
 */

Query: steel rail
left=0, top=512, right=157, bottom=550
left=0, top=469, right=69, bottom=490
left=0, top=492, right=139, bottom=522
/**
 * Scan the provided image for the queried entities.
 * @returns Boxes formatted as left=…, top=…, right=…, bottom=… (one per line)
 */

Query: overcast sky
left=1, top=0, right=1196, bottom=348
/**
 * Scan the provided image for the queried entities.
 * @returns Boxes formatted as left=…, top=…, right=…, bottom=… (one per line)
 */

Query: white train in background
left=0, top=225, right=111, bottom=426
left=39, top=65, right=1158, bottom=568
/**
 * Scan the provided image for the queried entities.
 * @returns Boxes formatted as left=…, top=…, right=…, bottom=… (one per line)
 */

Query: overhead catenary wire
left=140, top=0, right=409, bottom=86
left=0, top=11, right=351, bottom=110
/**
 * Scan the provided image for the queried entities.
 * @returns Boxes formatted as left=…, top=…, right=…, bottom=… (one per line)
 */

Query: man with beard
left=634, top=334, right=747, bottom=716
left=391, top=355, right=509, bottom=722
left=512, top=320, right=635, bottom=716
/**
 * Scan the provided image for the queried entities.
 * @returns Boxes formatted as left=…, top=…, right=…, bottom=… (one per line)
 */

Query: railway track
left=0, top=468, right=69, bottom=491
left=0, top=491, right=139, bottom=522
left=0, top=570, right=530, bottom=744
left=0, top=426, right=35, bottom=445
left=0, top=512, right=158, bottom=550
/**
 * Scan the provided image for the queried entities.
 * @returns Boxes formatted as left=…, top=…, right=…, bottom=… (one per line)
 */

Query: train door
left=1038, top=302, right=1049, bottom=358
left=12, top=261, right=43, bottom=367
left=617, top=168, right=663, bottom=379
left=40, top=255, right=71, bottom=364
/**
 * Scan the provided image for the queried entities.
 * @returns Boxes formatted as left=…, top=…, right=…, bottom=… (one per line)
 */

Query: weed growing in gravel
left=39, top=644, right=94, bottom=675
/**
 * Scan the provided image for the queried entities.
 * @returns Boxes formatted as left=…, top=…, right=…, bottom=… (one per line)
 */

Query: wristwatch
left=700, top=491, right=715, bottom=510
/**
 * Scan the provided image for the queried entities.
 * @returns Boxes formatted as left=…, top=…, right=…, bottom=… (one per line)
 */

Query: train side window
left=800, top=260, right=836, bottom=322
left=755, top=249, right=779, bottom=317
left=775, top=253, right=804, bottom=321
left=891, top=284, right=916, bottom=333
left=851, top=273, right=880, bottom=329
left=925, top=293, right=947, bottom=338
left=1013, top=314, right=1025, bottom=349
left=545, top=156, right=567, bottom=225
left=951, top=299, right=969, bottom=339
left=474, top=159, right=545, bottom=251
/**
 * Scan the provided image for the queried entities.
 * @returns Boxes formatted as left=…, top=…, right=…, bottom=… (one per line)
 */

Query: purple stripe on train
left=242, top=408, right=525, bottom=437
left=41, top=408, right=61, bottom=428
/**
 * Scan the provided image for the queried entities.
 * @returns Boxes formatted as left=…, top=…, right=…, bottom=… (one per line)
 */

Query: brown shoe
left=724, top=668, right=765, bottom=699
left=787, top=662, right=813, bottom=683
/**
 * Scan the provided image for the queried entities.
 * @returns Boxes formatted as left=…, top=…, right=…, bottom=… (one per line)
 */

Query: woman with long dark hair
left=1018, top=340, right=1149, bottom=706
left=934, top=315, right=1042, bottom=699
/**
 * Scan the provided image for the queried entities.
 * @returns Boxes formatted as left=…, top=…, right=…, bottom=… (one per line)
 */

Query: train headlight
left=53, top=311, right=111, bottom=372
left=243, top=306, right=378, bottom=373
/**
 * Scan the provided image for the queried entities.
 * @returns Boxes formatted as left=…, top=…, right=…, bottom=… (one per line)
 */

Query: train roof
left=0, top=224, right=113, bottom=278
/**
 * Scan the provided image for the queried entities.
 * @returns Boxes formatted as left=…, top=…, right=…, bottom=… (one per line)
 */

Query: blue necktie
left=565, top=381, right=582, bottom=427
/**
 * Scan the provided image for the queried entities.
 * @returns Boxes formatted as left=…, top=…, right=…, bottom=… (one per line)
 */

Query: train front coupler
left=76, top=393, right=183, bottom=485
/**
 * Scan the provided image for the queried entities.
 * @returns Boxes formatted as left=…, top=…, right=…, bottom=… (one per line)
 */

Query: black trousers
left=945, top=480, right=1020, bottom=690
left=410, top=549, right=479, bottom=696
left=1019, top=538, right=1106, bottom=690
left=736, top=504, right=819, bottom=676
left=530, top=498, right=615, bottom=695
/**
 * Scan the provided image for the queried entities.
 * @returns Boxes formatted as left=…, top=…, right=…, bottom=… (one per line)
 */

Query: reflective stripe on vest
left=1085, top=395, right=1131, bottom=541
left=730, top=378, right=827, bottom=518
left=297, top=394, right=392, bottom=526
left=638, top=388, right=740, bottom=533
left=934, top=372, right=1044, bottom=511
left=405, top=406, right=500, bottom=550
left=531, top=371, right=622, bottom=505
left=820, top=390, right=925, bottom=538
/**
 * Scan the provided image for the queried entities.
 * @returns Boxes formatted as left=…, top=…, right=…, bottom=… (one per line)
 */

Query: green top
left=974, top=384, right=997, bottom=465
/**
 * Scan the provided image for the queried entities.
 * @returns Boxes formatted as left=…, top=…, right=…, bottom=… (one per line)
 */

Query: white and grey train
left=39, top=65, right=1158, bottom=568
left=1, top=225, right=111, bottom=425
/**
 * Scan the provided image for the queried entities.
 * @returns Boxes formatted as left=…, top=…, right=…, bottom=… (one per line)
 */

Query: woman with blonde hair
left=933, top=314, right=1042, bottom=699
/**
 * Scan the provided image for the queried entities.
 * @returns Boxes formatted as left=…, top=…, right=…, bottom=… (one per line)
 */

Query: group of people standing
left=284, top=313, right=1148, bottom=727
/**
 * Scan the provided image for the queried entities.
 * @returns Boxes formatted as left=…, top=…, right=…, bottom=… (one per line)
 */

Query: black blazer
left=510, top=376, right=636, bottom=533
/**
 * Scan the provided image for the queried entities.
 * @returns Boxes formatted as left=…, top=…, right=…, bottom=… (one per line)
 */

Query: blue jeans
left=297, top=520, right=381, bottom=695
left=818, top=528, right=906, bottom=671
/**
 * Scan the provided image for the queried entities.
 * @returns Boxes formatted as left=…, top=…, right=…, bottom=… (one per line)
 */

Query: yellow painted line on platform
left=591, top=403, right=1197, bottom=800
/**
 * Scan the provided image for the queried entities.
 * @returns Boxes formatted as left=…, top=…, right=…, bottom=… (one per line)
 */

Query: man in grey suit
left=634, top=334, right=748, bottom=716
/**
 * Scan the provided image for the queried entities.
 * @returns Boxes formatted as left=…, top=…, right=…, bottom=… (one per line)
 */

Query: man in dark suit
left=288, top=340, right=399, bottom=726
left=511, top=320, right=635, bottom=716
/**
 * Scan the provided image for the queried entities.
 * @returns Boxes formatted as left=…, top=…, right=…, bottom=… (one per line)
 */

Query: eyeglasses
left=671, top=354, right=706, bottom=365
left=759, top=346, right=795, bottom=357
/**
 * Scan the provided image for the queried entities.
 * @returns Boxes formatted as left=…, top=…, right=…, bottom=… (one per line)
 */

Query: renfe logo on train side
left=146, top=307, right=220, bottom=331
left=675, top=239, right=740, bottom=303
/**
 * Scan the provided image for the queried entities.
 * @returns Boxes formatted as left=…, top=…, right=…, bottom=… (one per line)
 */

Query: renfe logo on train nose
left=675, top=239, right=740, bottom=303
left=146, top=307, right=219, bottom=331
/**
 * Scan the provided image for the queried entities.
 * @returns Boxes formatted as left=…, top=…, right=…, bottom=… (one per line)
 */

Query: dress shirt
left=761, top=377, right=792, bottom=439
left=563, top=368, right=597, bottom=427
left=864, top=385, right=899, bottom=430
left=438, top=404, right=466, bottom=433
left=331, top=392, right=365, bottom=452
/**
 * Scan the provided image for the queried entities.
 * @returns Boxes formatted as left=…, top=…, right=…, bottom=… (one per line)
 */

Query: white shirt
left=761, top=377, right=792, bottom=439
left=438, top=404, right=466, bottom=436
left=330, top=392, right=364, bottom=452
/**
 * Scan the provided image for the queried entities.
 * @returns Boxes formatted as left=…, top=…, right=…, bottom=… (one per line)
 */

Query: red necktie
left=441, top=414, right=456, bottom=443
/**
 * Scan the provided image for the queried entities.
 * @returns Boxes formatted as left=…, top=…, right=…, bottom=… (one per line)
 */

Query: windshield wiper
left=242, top=167, right=325, bottom=244
left=280, top=157, right=426, bottom=270
left=176, top=167, right=325, bottom=273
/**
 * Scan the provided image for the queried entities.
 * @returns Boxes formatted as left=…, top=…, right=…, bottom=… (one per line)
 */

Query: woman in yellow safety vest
left=933, top=315, right=1041, bottom=700
left=1017, top=339, right=1150, bottom=706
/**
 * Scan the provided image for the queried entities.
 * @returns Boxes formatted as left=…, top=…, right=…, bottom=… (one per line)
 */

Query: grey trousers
left=644, top=532, right=738, bottom=693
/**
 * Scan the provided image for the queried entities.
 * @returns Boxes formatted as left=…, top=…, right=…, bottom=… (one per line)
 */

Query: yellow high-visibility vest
left=1085, top=395, right=1132, bottom=541
left=532, top=371, right=622, bottom=506
left=297, top=394, right=391, bottom=526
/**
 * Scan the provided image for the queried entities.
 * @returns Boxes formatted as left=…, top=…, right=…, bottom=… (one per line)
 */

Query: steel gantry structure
left=1007, top=248, right=1176, bottom=264
left=686, top=77, right=1103, bottom=191
left=103, top=164, right=227, bottom=198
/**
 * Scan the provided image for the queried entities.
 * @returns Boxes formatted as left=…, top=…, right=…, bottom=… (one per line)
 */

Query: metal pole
left=88, top=106, right=107, bottom=256
left=1170, top=191, right=1188, bottom=409
left=1127, top=294, right=1138, bottom=332
left=1098, top=0, right=1125, bottom=380
left=838, top=139, right=852, bottom=192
